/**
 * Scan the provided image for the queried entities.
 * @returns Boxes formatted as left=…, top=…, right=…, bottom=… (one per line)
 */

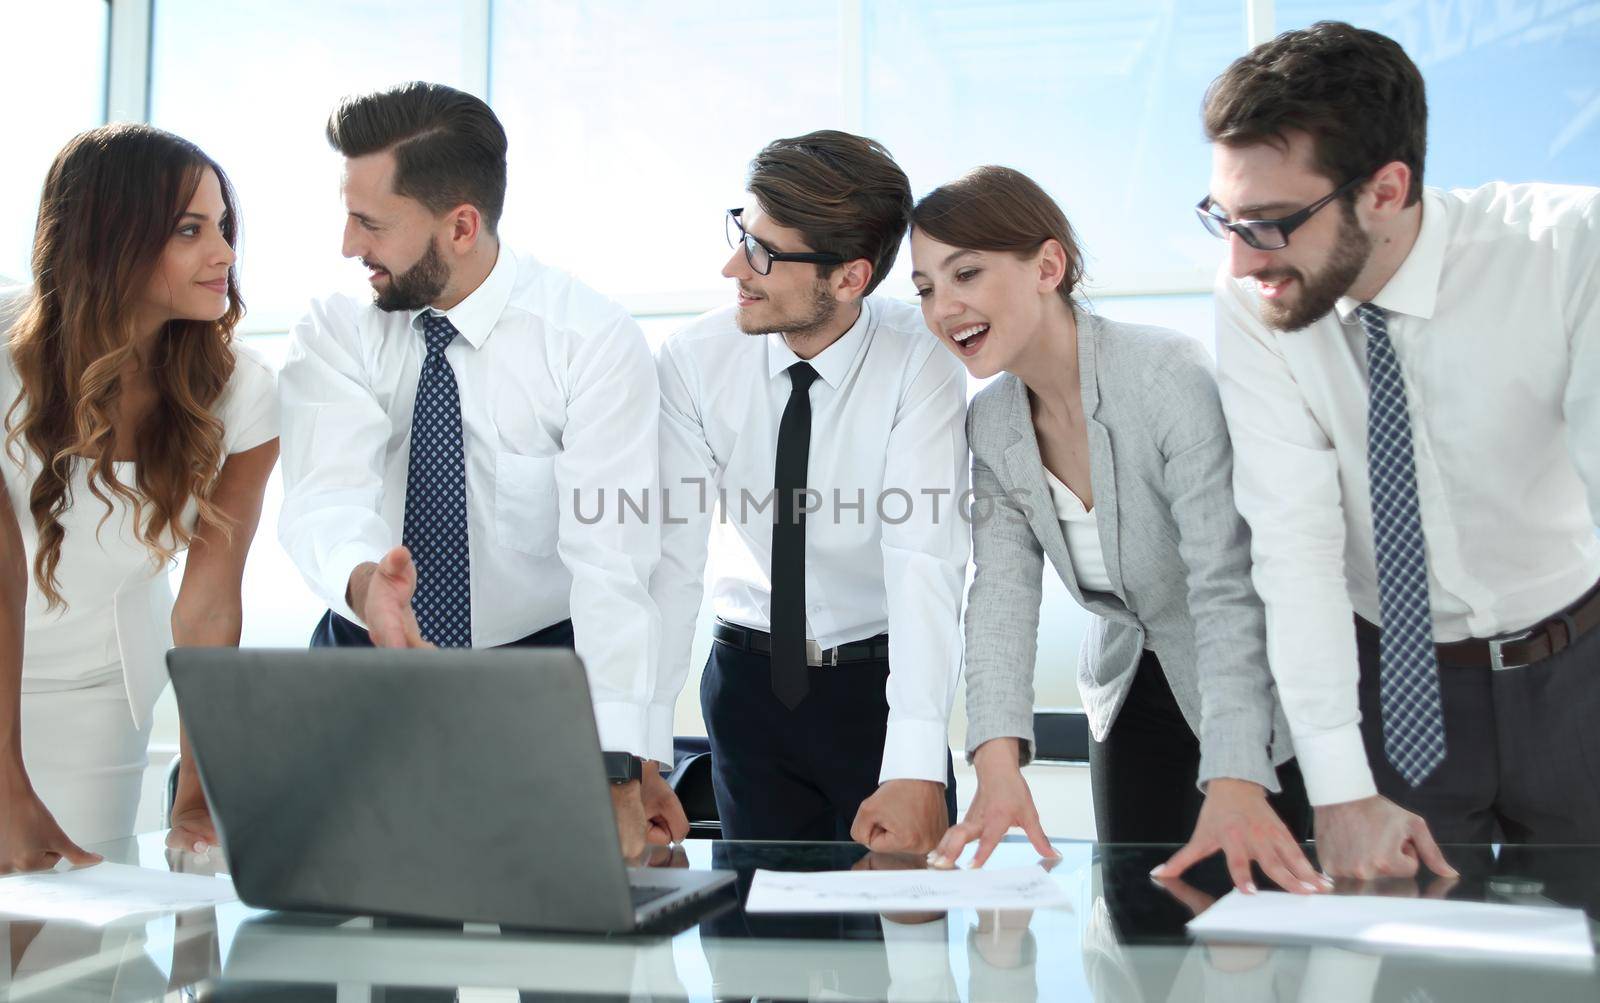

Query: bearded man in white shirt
left=651, top=132, right=969, bottom=851
left=277, top=81, right=687, bottom=858
left=1201, top=23, right=1600, bottom=879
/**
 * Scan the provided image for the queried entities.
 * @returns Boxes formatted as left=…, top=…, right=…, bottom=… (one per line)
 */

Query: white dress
left=1, top=338, right=278, bottom=844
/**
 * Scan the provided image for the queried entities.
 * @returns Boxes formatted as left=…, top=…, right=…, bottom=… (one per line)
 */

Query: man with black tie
left=277, top=81, right=687, bottom=856
left=650, top=131, right=969, bottom=851
left=1201, top=23, right=1600, bottom=878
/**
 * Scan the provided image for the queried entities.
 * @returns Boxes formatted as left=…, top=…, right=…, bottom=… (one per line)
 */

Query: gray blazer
left=963, top=310, right=1293, bottom=789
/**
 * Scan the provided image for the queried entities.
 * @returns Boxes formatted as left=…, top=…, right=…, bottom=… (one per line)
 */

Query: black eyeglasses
left=1195, top=173, right=1370, bottom=250
left=726, top=207, right=845, bottom=275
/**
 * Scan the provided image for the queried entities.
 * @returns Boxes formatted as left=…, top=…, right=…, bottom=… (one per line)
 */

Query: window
left=489, top=1, right=1245, bottom=308
left=862, top=0, right=1244, bottom=299
left=138, top=2, right=1253, bottom=326
left=148, top=0, right=479, bottom=332
left=1276, top=1, right=1600, bottom=189
left=490, top=1, right=845, bottom=310
left=0, top=1, right=108, bottom=282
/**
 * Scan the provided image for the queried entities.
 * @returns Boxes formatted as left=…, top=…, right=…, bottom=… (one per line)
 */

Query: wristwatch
left=601, top=751, right=643, bottom=785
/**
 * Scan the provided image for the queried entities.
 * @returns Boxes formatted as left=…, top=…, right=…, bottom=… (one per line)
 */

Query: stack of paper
left=0, top=862, right=238, bottom=926
left=1188, top=891, right=1595, bottom=968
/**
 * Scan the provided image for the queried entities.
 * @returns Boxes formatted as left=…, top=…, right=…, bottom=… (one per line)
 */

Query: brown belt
left=1360, top=577, right=1600, bottom=671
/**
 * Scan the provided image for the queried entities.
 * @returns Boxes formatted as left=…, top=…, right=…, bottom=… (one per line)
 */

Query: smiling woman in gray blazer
left=911, top=167, right=1324, bottom=894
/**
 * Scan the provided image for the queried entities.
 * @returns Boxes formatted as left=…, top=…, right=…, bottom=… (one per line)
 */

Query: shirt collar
left=409, top=244, right=517, bottom=349
left=1335, top=187, right=1445, bottom=324
left=765, top=299, right=872, bottom=388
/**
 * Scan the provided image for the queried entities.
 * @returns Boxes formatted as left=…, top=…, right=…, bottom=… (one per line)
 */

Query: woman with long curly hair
left=0, top=124, right=278, bottom=869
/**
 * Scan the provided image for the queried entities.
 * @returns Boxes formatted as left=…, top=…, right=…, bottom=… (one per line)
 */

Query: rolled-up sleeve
left=554, top=312, right=661, bottom=763
left=1214, top=273, right=1374, bottom=806
left=277, top=295, right=393, bottom=624
left=878, top=347, right=969, bottom=784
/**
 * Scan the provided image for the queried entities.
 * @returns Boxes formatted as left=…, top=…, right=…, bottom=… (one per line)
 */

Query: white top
left=651, top=296, right=970, bottom=780
left=1042, top=468, right=1111, bottom=593
left=0, top=291, right=278, bottom=727
left=1214, top=182, right=1600, bottom=806
left=277, top=246, right=661, bottom=760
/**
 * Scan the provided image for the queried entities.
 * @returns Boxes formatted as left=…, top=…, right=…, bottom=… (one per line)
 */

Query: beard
left=735, top=279, right=838, bottom=337
left=1258, top=202, right=1373, bottom=332
left=371, top=237, right=449, bottom=312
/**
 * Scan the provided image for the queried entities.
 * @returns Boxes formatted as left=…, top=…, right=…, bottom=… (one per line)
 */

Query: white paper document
left=1188, top=890, right=1596, bottom=968
left=0, top=861, right=238, bottom=926
left=744, top=867, right=1070, bottom=913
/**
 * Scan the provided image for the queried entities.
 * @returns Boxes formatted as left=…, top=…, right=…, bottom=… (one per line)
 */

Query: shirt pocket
left=494, top=450, right=558, bottom=557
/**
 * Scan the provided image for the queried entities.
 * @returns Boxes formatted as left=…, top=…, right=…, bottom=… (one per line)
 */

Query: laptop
left=167, top=647, right=734, bottom=933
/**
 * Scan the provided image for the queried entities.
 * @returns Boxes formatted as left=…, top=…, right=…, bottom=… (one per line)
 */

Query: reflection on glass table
left=2, top=834, right=1598, bottom=1001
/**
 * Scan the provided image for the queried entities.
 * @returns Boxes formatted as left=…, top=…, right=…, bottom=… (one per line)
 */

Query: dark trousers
left=1355, top=616, right=1600, bottom=842
left=700, top=638, right=958, bottom=841
left=1088, top=650, right=1313, bottom=844
left=309, top=610, right=576, bottom=650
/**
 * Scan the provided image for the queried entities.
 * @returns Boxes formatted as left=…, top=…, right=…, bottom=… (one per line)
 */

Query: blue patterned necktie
left=401, top=313, right=472, bottom=648
left=1358, top=303, right=1445, bottom=786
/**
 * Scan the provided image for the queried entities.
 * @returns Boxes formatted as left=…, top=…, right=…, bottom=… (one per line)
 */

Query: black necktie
left=771, top=362, right=818, bottom=709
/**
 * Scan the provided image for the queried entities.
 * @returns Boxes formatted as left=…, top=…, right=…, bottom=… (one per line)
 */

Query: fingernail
left=194, top=841, right=207, bottom=854
left=1301, top=881, right=1320, bottom=892
left=928, top=854, right=948, bottom=868
left=1244, top=881, right=1257, bottom=894
left=1149, top=865, right=1166, bottom=877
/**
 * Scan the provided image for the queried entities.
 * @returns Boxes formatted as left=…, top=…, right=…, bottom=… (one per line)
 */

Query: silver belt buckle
left=1487, top=627, right=1535, bottom=672
left=804, top=639, right=836, bottom=667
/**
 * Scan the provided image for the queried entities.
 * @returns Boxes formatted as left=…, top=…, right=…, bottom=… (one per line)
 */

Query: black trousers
left=1088, top=650, right=1313, bottom=844
left=701, top=637, right=958, bottom=841
left=1355, top=615, right=1600, bottom=843
left=309, top=610, right=576, bottom=650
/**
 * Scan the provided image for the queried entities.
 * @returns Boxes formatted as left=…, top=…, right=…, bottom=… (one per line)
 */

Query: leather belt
left=1359, top=577, right=1600, bottom=671
left=712, top=619, right=888, bottom=668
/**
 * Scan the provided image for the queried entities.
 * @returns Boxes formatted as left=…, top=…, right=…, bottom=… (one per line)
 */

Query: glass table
left=3, top=834, right=1597, bottom=1001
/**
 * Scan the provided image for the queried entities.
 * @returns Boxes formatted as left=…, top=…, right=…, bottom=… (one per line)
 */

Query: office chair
left=1031, top=709, right=1091, bottom=764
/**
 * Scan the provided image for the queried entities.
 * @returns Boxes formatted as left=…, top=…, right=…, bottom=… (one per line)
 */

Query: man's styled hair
left=1203, top=21, right=1428, bottom=207
left=326, top=81, right=509, bottom=232
left=912, top=166, right=1085, bottom=307
left=747, top=130, right=913, bottom=297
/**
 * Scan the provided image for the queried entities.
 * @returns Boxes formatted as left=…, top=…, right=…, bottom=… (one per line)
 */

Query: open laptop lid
left=168, top=647, right=637, bottom=931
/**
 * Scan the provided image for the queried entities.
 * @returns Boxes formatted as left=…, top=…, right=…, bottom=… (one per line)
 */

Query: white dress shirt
left=1215, top=182, right=1600, bottom=805
left=1042, top=468, right=1112, bottom=593
left=278, top=246, right=661, bottom=760
left=651, top=296, right=970, bottom=780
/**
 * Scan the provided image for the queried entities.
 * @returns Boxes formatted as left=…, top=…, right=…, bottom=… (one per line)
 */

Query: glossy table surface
left=3, top=833, right=1599, bottom=1001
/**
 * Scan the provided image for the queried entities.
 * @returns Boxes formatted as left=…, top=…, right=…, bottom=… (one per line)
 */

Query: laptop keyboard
left=630, top=884, right=676, bottom=909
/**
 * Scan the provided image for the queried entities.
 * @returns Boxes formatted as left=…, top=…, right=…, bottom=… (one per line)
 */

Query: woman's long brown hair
left=5, top=124, right=242, bottom=609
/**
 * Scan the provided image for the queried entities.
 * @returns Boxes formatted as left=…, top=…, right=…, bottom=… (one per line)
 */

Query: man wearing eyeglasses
left=1201, top=22, right=1600, bottom=879
left=649, top=131, right=968, bottom=850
